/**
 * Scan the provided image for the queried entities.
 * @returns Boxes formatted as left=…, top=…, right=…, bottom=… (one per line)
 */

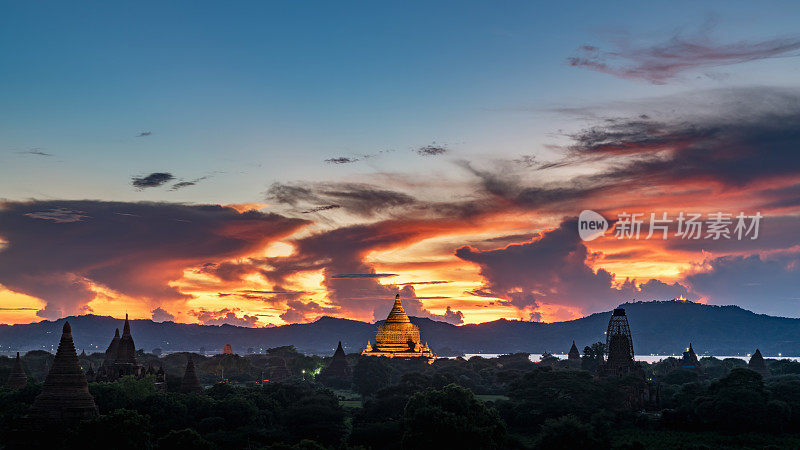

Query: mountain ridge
left=1, top=300, right=798, bottom=356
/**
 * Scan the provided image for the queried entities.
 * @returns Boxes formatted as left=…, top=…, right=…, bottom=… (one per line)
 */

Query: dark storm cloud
left=331, top=273, right=398, bottom=279
left=169, top=175, right=210, bottom=191
left=191, top=308, right=260, bottom=327
left=686, top=251, right=800, bottom=318
left=131, top=172, right=175, bottom=190
left=301, top=205, right=341, bottom=214
left=257, top=217, right=467, bottom=323
left=325, top=157, right=359, bottom=164
left=151, top=307, right=175, bottom=322
left=266, top=182, right=416, bottom=217
left=17, top=148, right=52, bottom=157
left=568, top=26, right=800, bottom=83
left=456, top=219, right=692, bottom=314
left=459, top=88, right=800, bottom=215
left=0, top=200, right=307, bottom=319
left=416, top=144, right=448, bottom=156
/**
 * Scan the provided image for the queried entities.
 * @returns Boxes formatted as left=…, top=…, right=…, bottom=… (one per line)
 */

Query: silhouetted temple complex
left=601, top=308, right=642, bottom=378
left=95, top=315, right=146, bottom=381
left=180, top=355, right=203, bottom=394
left=30, top=322, right=98, bottom=420
left=362, top=294, right=434, bottom=363
left=318, top=341, right=352, bottom=388
left=6, top=352, right=27, bottom=389
left=748, top=348, right=770, bottom=377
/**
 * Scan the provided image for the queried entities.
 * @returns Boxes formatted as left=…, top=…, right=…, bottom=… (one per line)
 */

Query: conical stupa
left=180, top=355, right=203, bottom=394
left=6, top=352, right=27, bottom=389
left=568, top=341, right=581, bottom=362
left=29, top=322, right=98, bottom=420
left=318, top=341, right=352, bottom=388
left=748, top=348, right=770, bottom=377
left=103, top=328, right=120, bottom=366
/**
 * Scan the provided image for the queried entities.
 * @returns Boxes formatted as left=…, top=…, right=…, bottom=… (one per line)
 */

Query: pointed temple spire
left=180, top=355, right=203, bottom=394
left=116, top=314, right=137, bottom=365
left=103, top=328, right=121, bottom=365
left=30, top=322, right=98, bottom=420
left=568, top=340, right=581, bottom=362
left=385, top=294, right=412, bottom=324
left=6, top=352, right=28, bottom=389
left=748, top=348, right=770, bottom=377
left=318, top=341, right=352, bottom=388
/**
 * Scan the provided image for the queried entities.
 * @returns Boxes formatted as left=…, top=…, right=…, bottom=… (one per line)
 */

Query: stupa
left=318, top=341, right=352, bottom=388
left=29, top=322, right=98, bottom=420
left=361, top=294, right=435, bottom=364
left=180, top=355, right=203, bottom=394
left=568, top=341, right=581, bottom=362
left=748, top=348, right=770, bottom=377
left=6, top=352, right=28, bottom=389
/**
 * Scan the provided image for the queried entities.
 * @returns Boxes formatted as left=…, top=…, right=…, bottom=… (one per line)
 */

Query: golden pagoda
left=361, top=294, right=435, bottom=364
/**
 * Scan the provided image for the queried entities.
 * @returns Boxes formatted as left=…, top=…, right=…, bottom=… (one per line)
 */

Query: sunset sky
left=2, top=1, right=800, bottom=327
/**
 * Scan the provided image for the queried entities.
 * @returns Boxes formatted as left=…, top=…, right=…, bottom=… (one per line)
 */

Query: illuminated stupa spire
left=361, top=294, right=435, bottom=363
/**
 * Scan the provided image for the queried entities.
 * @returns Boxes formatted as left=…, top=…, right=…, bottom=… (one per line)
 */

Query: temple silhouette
left=29, top=322, right=98, bottom=420
left=6, top=352, right=28, bottom=389
left=361, top=294, right=435, bottom=363
left=318, top=341, right=352, bottom=388
left=180, top=354, right=204, bottom=394
left=601, top=308, right=643, bottom=378
left=93, top=314, right=165, bottom=385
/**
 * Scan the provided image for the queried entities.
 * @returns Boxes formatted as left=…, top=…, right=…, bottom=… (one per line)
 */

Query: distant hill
left=1, top=301, right=798, bottom=356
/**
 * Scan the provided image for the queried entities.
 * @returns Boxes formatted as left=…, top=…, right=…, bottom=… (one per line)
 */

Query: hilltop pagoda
left=318, top=341, right=352, bottom=388
left=180, top=355, right=204, bottom=394
left=748, top=348, right=770, bottom=377
left=6, top=352, right=28, bottom=389
left=361, top=294, right=435, bottom=364
left=30, top=322, right=98, bottom=420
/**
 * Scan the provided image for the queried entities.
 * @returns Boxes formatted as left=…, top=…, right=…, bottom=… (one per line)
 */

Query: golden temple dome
left=362, top=294, right=434, bottom=363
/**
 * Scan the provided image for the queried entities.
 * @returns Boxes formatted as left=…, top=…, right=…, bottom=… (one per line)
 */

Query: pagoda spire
left=180, top=355, right=203, bottom=394
left=116, top=314, right=137, bottom=365
left=30, top=322, right=98, bottom=420
left=6, top=352, right=27, bottom=389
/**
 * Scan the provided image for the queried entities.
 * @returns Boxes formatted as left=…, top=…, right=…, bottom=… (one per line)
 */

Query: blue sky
left=2, top=2, right=800, bottom=324
left=3, top=1, right=800, bottom=203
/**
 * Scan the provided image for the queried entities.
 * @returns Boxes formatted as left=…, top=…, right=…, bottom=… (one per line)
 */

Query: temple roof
left=385, top=294, right=411, bottom=324
left=6, top=352, right=27, bottom=389
left=568, top=341, right=581, bottom=360
left=30, top=321, right=98, bottom=420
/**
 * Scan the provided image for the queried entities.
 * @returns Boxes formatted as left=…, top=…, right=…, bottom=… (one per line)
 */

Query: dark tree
left=402, top=384, right=506, bottom=449
left=353, top=357, right=390, bottom=397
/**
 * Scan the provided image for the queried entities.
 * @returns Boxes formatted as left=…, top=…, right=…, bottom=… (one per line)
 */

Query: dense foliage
left=3, top=346, right=800, bottom=448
